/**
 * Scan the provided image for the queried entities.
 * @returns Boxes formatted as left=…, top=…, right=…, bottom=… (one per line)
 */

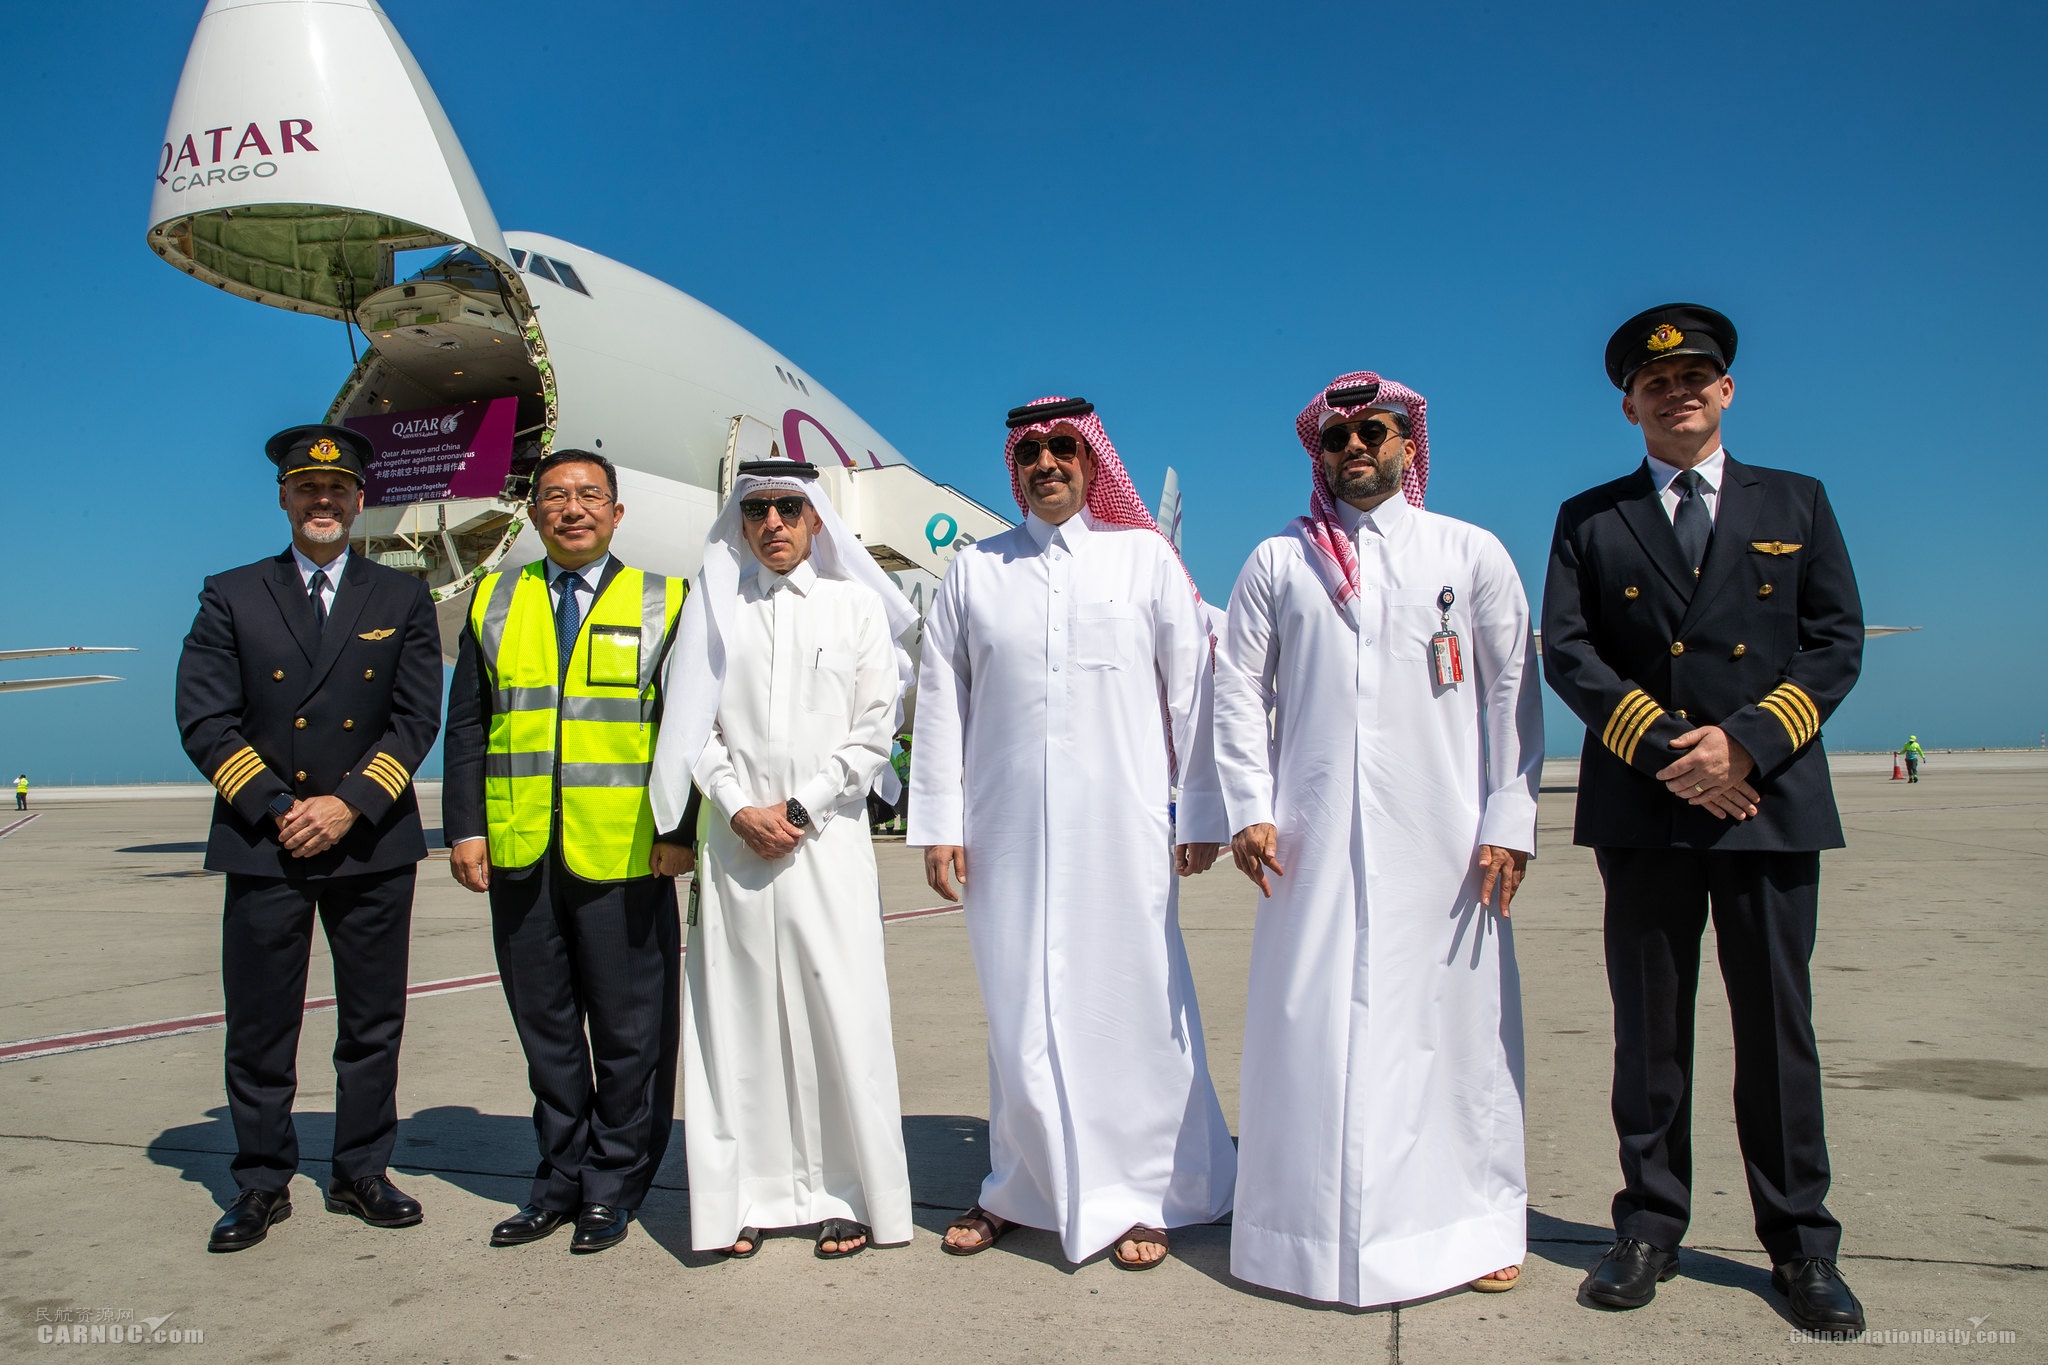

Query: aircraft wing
left=1864, top=625, right=1921, bottom=638
left=0, top=647, right=137, bottom=664
left=0, top=675, right=125, bottom=694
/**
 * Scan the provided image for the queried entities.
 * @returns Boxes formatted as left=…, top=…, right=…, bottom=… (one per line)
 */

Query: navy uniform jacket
left=177, top=550, right=444, bottom=879
left=1541, top=454, right=1863, bottom=852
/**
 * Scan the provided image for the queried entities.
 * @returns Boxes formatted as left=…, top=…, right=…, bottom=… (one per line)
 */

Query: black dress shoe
left=208, top=1187, right=291, bottom=1252
left=570, top=1203, right=630, bottom=1254
left=491, top=1204, right=571, bottom=1247
left=1583, top=1238, right=1680, bottom=1309
left=325, top=1173, right=424, bottom=1228
left=1773, top=1258, right=1866, bottom=1335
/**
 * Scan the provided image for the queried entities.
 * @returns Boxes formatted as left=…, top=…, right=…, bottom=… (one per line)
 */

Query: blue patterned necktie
left=1672, top=469, right=1712, bottom=575
left=555, top=571, right=585, bottom=680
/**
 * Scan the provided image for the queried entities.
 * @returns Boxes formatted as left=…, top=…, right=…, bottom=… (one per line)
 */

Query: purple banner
left=348, top=397, right=517, bottom=507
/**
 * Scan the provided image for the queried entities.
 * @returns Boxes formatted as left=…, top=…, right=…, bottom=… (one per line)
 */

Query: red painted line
left=0, top=812, right=39, bottom=841
left=0, top=973, right=504, bottom=1065
left=0, top=906, right=961, bottom=1065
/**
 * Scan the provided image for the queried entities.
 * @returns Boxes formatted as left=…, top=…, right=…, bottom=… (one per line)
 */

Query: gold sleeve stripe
left=362, top=755, right=410, bottom=799
left=212, top=748, right=266, bottom=801
left=1602, top=691, right=1661, bottom=755
left=1759, top=697, right=1807, bottom=747
left=1775, top=682, right=1821, bottom=735
left=1617, top=699, right=1665, bottom=766
left=1601, top=691, right=1655, bottom=751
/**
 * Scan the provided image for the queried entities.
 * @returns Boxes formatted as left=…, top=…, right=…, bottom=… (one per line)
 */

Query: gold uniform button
left=295, top=770, right=307, bottom=782
left=1758, top=583, right=1774, bottom=598
left=272, top=670, right=285, bottom=682
left=294, top=717, right=307, bottom=729
left=1624, top=586, right=1640, bottom=600
left=1733, top=643, right=1748, bottom=658
left=343, top=719, right=355, bottom=730
left=1670, top=641, right=1686, bottom=656
left=364, top=669, right=375, bottom=680
left=1676, top=709, right=1689, bottom=719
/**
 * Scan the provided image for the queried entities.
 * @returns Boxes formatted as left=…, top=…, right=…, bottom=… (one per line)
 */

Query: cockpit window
left=510, top=249, right=528, bottom=268
left=549, top=259, right=590, bottom=296
left=525, top=254, right=560, bottom=284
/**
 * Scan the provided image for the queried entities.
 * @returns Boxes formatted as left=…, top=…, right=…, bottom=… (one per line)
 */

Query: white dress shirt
left=1645, top=446, right=1726, bottom=526
left=291, top=545, right=350, bottom=615
left=544, top=551, right=610, bottom=618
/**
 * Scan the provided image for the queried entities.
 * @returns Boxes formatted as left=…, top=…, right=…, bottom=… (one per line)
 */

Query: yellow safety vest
left=470, top=560, right=685, bottom=882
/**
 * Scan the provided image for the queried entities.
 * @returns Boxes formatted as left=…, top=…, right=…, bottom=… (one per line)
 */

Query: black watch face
left=268, top=793, right=296, bottom=817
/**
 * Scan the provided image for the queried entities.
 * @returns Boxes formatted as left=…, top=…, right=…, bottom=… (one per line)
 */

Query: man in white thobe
left=1210, top=372, right=1544, bottom=1306
left=911, top=395, right=1236, bottom=1270
left=649, top=460, right=916, bottom=1258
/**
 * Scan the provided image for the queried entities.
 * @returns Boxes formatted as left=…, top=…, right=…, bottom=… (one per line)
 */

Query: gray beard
left=299, top=518, right=348, bottom=545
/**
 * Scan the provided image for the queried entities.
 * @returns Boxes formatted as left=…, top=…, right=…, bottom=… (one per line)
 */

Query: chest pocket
left=1386, top=588, right=1441, bottom=661
left=802, top=648, right=856, bottom=715
left=587, top=625, right=642, bottom=688
left=1074, top=603, right=1138, bottom=671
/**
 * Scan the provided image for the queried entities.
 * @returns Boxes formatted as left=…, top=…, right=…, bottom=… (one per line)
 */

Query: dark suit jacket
left=1541, top=454, right=1863, bottom=851
left=177, top=549, right=443, bottom=879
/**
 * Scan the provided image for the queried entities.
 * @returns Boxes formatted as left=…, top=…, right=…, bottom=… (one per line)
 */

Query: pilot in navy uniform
left=1541, top=306, right=1867, bottom=1335
left=176, top=425, right=443, bottom=1252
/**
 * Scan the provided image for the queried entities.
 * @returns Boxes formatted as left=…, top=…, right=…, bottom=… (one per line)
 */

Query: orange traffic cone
left=1890, top=752, right=1905, bottom=780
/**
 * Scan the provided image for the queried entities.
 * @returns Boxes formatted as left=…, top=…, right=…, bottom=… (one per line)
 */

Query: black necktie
left=308, top=570, right=330, bottom=632
left=1672, top=470, right=1712, bottom=575
left=556, top=572, right=586, bottom=680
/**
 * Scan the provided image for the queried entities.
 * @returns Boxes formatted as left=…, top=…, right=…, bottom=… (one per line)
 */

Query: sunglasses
left=739, top=496, right=809, bottom=523
left=1319, top=419, right=1401, bottom=455
left=1013, top=434, right=1084, bottom=467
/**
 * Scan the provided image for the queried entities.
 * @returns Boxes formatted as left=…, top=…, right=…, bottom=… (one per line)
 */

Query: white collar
left=1645, top=446, right=1727, bottom=495
left=545, top=551, right=610, bottom=587
left=291, top=544, right=349, bottom=584
left=1331, top=490, right=1410, bottom=538
left=1024, top=508, right=1095, bottom=549
left=747, top=555, right=818, bottom=596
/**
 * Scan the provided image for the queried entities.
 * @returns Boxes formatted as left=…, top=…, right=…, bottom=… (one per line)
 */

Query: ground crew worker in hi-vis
left=1902, top=735, right=1925, bottom=782
left=443, top=448, right=690, bottom=1256
left=13, top=774, right=25, bottom=810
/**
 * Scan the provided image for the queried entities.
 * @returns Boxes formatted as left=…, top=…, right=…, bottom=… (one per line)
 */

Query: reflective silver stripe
left=493, top=686, right=557, bottom=713
left=483, top=751, right=554, bottom=779
left=558, top=761, right=652, bottom=788
left=559, top=695, right=646, bottom=723
left=638, top=572, right=669, bottom=689
left=478, top=567, right=526, bottom=667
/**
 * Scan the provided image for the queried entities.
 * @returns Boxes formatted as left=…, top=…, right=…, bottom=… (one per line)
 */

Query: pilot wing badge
left=358, top=628, right=397, bottom=641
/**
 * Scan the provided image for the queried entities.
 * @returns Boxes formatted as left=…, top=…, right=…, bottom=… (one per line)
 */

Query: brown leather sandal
left=941, top=1205, right=1015, bottom=1256
left=1111, top=1224, right=1169, bottom=1270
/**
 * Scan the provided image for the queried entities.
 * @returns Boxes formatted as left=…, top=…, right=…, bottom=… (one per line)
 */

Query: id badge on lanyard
left=1430, top=585, right=1464, bottom=686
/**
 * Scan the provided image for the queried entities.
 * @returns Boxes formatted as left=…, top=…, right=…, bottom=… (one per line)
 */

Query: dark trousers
left=14, top=790, right=24, bottom=809
left=1598, top=847, right=1841, bottom=1263
left=490, top=857, right=680, bottom=1212
left=222, top=867, right=415, bottom=1193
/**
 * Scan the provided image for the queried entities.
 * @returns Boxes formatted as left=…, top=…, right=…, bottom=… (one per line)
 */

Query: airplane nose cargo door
left=147, top=0, right=553, bottom=656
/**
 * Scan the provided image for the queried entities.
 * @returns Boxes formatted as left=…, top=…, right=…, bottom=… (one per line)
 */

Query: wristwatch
left=785, top=798, right=812, bottom=829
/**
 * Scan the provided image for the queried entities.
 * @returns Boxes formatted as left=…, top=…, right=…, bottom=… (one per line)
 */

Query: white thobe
left=1208, top=493, right=1543, bottom=1307
left=686, top=558, right=913, bottom=1249
left=909, top=510, right=1237, bottom=1263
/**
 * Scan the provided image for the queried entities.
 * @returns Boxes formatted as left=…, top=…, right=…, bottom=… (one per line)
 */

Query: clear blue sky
left=5, top=0, right=2043, bottom=783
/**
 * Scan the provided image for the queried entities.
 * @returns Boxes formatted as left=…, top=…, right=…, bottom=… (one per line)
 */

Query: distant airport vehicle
left=147, top=0, right=1008, bottom=662
left=0, top=648, right=135, bottom=696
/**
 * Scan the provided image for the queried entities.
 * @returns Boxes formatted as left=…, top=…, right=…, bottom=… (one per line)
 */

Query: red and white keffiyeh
left=1003, top=396, right=1201, bottom=601
left=1292, top=371, right=1430, bottom=610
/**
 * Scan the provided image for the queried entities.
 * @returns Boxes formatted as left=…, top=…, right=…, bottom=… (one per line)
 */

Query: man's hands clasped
left=274, top=795, right=360, bottom=858
left=1656, top=724, right=1760, bottom=821
left=732, top=804, right=805, bottom=861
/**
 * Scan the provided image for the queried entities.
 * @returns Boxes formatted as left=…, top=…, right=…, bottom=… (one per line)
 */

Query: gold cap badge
left=1645, top=324, right=1685, bottom=353
left=309, top=437, right=341, bottom=463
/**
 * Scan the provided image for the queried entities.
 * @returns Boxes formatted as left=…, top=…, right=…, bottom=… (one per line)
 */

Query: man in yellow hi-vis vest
left=444, top=449, right=689, bottom=1255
